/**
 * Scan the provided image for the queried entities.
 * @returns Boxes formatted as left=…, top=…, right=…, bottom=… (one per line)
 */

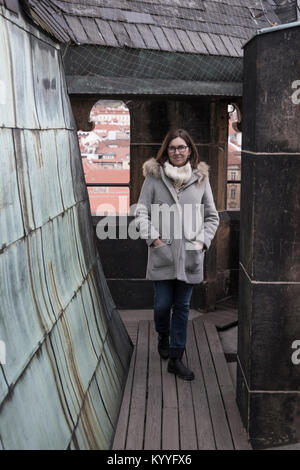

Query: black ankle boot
left=167, top=358, right=195, bottom=381
left=158, top=333, right=169, bottom=360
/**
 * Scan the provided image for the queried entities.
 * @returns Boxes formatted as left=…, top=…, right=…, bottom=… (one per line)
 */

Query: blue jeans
left=153, top=280, right=194, bottom=358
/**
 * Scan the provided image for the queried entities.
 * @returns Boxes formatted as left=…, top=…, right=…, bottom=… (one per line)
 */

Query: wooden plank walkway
left=112, top=308, right=251, bottom=450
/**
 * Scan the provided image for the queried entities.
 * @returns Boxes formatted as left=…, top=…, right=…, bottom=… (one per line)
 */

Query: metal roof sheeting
left=0, top=129, right=24, bottom=248
left=0, top=6, right=132, bottom=449
left=23, top=0, right=283, bottom=57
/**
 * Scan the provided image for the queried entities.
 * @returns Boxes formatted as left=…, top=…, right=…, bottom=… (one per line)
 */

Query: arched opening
left=77, top=100, right=130, bottom=215
left=227, top=103, right=242, bottom=210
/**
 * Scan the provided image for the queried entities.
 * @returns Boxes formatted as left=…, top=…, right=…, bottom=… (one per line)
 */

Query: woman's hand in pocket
left=153, top=239, right=165, bottom=247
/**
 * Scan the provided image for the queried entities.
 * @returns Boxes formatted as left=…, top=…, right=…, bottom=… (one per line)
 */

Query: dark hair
left=156, top=129, right=200, bottom=169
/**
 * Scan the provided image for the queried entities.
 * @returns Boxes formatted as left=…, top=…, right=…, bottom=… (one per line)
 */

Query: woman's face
left=167, top=137, right=191, bottom=167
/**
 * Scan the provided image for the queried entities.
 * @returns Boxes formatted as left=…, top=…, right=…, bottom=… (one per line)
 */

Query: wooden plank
left=177, top=355, right=198, bottom=450
left=162, top=356, right=177, bottom=409
left=162, top=408, right=179, bottom=450
left=186, top=322, right=215, bottom=449
left=144, top=322, right=162, bottom=450
left=203, top=322, right=252, bottom=450
left=161, top=330, right=179, bottom=450
left=193, top=318, right=234, bottom=450
left=126, top=321, right=149, bottom=450
left=112, top=347, right=137, bottom=450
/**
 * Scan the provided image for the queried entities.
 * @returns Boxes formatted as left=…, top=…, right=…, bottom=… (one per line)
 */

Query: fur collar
left=142, top=157, right=209, bottom=183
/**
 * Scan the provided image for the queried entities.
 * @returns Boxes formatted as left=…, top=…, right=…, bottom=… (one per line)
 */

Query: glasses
left=168, top=145, right=189, bottom=153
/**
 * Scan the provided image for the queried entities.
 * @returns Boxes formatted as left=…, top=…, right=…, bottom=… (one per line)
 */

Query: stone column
left=237, top=25, right=300, bottom=448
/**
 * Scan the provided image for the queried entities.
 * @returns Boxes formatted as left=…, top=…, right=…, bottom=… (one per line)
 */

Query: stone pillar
left=208, top=100, right=229, bottom=308
left=237, top=25, right=300, bottom=448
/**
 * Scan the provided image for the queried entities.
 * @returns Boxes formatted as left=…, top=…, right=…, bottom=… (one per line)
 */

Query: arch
left=77, top=99, right=130, bottom=216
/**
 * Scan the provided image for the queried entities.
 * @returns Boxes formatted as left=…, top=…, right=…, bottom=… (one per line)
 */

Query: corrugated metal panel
left=0, top=129, right=24, bottom=249
left=41, top=215, right=83, bottom=315
left=73, top=201, right=98, bottom=275
left=86, top=377, right=114, bottom=447
left=0, top=336, right=73, bottom=450
left=55, top=130, right=76, bottom=210
left=0, top=10, right=132, bottom=450
left=23, top=130, right=50, bottom=228
left=59, top=58, right=76, bottom=130
left=71, top=384, right=112, bottom=449
left=0, top=237, right=51, bottom=386
left=47, top=298, right=99, bottom=428
left=68, top=132, right=89, bottom=203
left=6, top=19, right=39, bottom=129
left=0, top=368, right=8, bottom=404
left=22, top=130, right=75, bottom=228
left=26, top=229, right=56, bottom=325
left=30, top=37, right=66, bottom=129
left=80, top=278, right=107, bottom=352
left=96, top=353, right=121, bottom=425
left=39, top=131, right=64, bottom=217
left=13, top=129, right=35, bottom=234
left=0, top=14, right=15, bottom=127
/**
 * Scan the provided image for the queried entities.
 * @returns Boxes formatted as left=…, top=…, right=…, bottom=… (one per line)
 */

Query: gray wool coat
left=135, top=158, right=220, bottom=284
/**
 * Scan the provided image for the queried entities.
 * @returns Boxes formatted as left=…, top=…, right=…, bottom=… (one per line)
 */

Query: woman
left=135, top=129, right=219, bottom=381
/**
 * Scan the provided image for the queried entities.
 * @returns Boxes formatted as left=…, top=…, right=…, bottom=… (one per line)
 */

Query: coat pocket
left=184, top=241, right=204, bottom=273
left=151, top=242, right=173, bottom=269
